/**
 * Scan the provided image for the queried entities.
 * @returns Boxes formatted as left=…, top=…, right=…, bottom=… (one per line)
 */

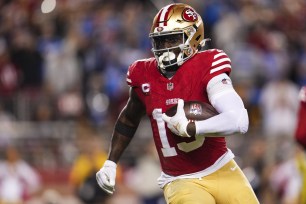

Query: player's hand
left=162, top=99, right=191, bottom=137
left=96, top=160, right=117, bottom=195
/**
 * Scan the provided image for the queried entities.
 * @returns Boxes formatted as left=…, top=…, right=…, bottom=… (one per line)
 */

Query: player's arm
left=162, top=73, right=248, bottom=137
left=108, top=87, right=146, bottom=162
left=190, top=73, right=248, bottom=137
left=96, top=87, right=145, bottom=194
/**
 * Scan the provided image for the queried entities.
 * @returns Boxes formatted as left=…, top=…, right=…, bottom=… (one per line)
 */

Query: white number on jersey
left=152, top=108, right=206, bottom=157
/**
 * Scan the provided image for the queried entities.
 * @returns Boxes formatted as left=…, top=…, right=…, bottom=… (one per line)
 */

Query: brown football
left=165, top=101, right=218, bottom=121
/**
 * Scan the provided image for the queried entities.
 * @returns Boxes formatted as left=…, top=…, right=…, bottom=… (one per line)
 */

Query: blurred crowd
left=0, top=0, right=305, bottom=203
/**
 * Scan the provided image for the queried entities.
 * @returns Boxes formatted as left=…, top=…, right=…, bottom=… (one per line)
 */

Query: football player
left=96, top=3, right=259, bottom=204
left=295, top=86, right=306, bottom=204
left=295, top=86, right=306, bottom=149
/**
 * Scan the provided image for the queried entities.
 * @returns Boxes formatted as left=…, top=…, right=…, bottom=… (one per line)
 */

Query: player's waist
left=157, top=149, right=235, bottom=188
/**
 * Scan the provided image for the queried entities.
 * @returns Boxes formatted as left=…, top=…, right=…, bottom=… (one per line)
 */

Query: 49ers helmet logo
left=182, top=8, right=198, bottom=22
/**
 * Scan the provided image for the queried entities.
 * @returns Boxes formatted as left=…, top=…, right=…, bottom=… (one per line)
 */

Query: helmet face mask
left=149, top=3, right=206, bottom=78
left=150, top=32, right=185, bottom=75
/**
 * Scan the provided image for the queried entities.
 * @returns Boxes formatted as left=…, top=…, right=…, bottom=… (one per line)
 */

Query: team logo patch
left=141, top=83, right=150, bottom=95
left=190, top=103, right=202, bottom=115
left=157, top=27, right=164, bottom=32
left=167, top=82, right=174, bottom=91
left=222, top=78, right=228, bottom=84
left=182, top=8, right=198, bottom=22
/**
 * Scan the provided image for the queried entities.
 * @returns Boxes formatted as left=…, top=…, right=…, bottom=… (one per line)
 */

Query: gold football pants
left=163, top=160, right=259, bottom=204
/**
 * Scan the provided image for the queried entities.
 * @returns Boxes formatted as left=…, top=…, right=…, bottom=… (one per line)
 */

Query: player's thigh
left=163, top=179, right=216, bottom=204
left=217, top=160, right=259, bottom=204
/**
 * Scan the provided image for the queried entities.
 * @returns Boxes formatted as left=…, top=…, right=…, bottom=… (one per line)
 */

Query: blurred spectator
left=126, top=140, right=165, bottom=204
left=0, top=145, right=41, bottom=203
left=26, top=188, right=83, bottom=204
left=69, top=135, right=122, bottom=204
left=269, top=145, right=302, bottom=204
left=10, top=28, right=43, bottom=90
left=0, top=47, right=19, bottom=98
left=40, top=24, right=82, bottom=95
left=259, top=78, right=300, bottom=164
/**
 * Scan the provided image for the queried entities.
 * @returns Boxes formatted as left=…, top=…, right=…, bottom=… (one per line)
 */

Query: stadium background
left=0, top=0, right=305, bottom=203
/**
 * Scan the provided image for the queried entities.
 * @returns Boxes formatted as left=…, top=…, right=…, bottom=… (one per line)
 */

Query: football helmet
left=149, top=3, right=208, bottom=77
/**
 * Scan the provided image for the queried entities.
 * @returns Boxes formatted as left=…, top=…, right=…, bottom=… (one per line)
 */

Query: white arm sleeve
left=195, top=73, right=249, bottom=136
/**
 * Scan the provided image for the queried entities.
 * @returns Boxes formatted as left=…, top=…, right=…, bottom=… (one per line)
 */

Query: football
left=165, top=100, right=218, bottom=121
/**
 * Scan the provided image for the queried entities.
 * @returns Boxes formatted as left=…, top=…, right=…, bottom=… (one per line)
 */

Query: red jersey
left=126, top=49, right=231, bottom=176
left=295, top=86, right=306, bottom=149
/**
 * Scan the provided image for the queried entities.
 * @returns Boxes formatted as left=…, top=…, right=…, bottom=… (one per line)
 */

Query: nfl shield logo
left=167, top=82, right=174, bottom=91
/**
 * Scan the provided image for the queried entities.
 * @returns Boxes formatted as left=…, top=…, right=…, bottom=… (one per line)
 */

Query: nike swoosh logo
left=230, top=166, right=237, bottom=171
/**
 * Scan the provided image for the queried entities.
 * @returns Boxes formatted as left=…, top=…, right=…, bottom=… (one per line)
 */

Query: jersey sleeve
left=126, top=60, right=142, bottom=88
left=202, top=49, right=232, bottom=86
left=210, top=49, right=232, bottom=76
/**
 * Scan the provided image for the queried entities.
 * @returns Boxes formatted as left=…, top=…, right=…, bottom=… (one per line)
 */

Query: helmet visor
left=150, top=32, right=184, bottom=50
